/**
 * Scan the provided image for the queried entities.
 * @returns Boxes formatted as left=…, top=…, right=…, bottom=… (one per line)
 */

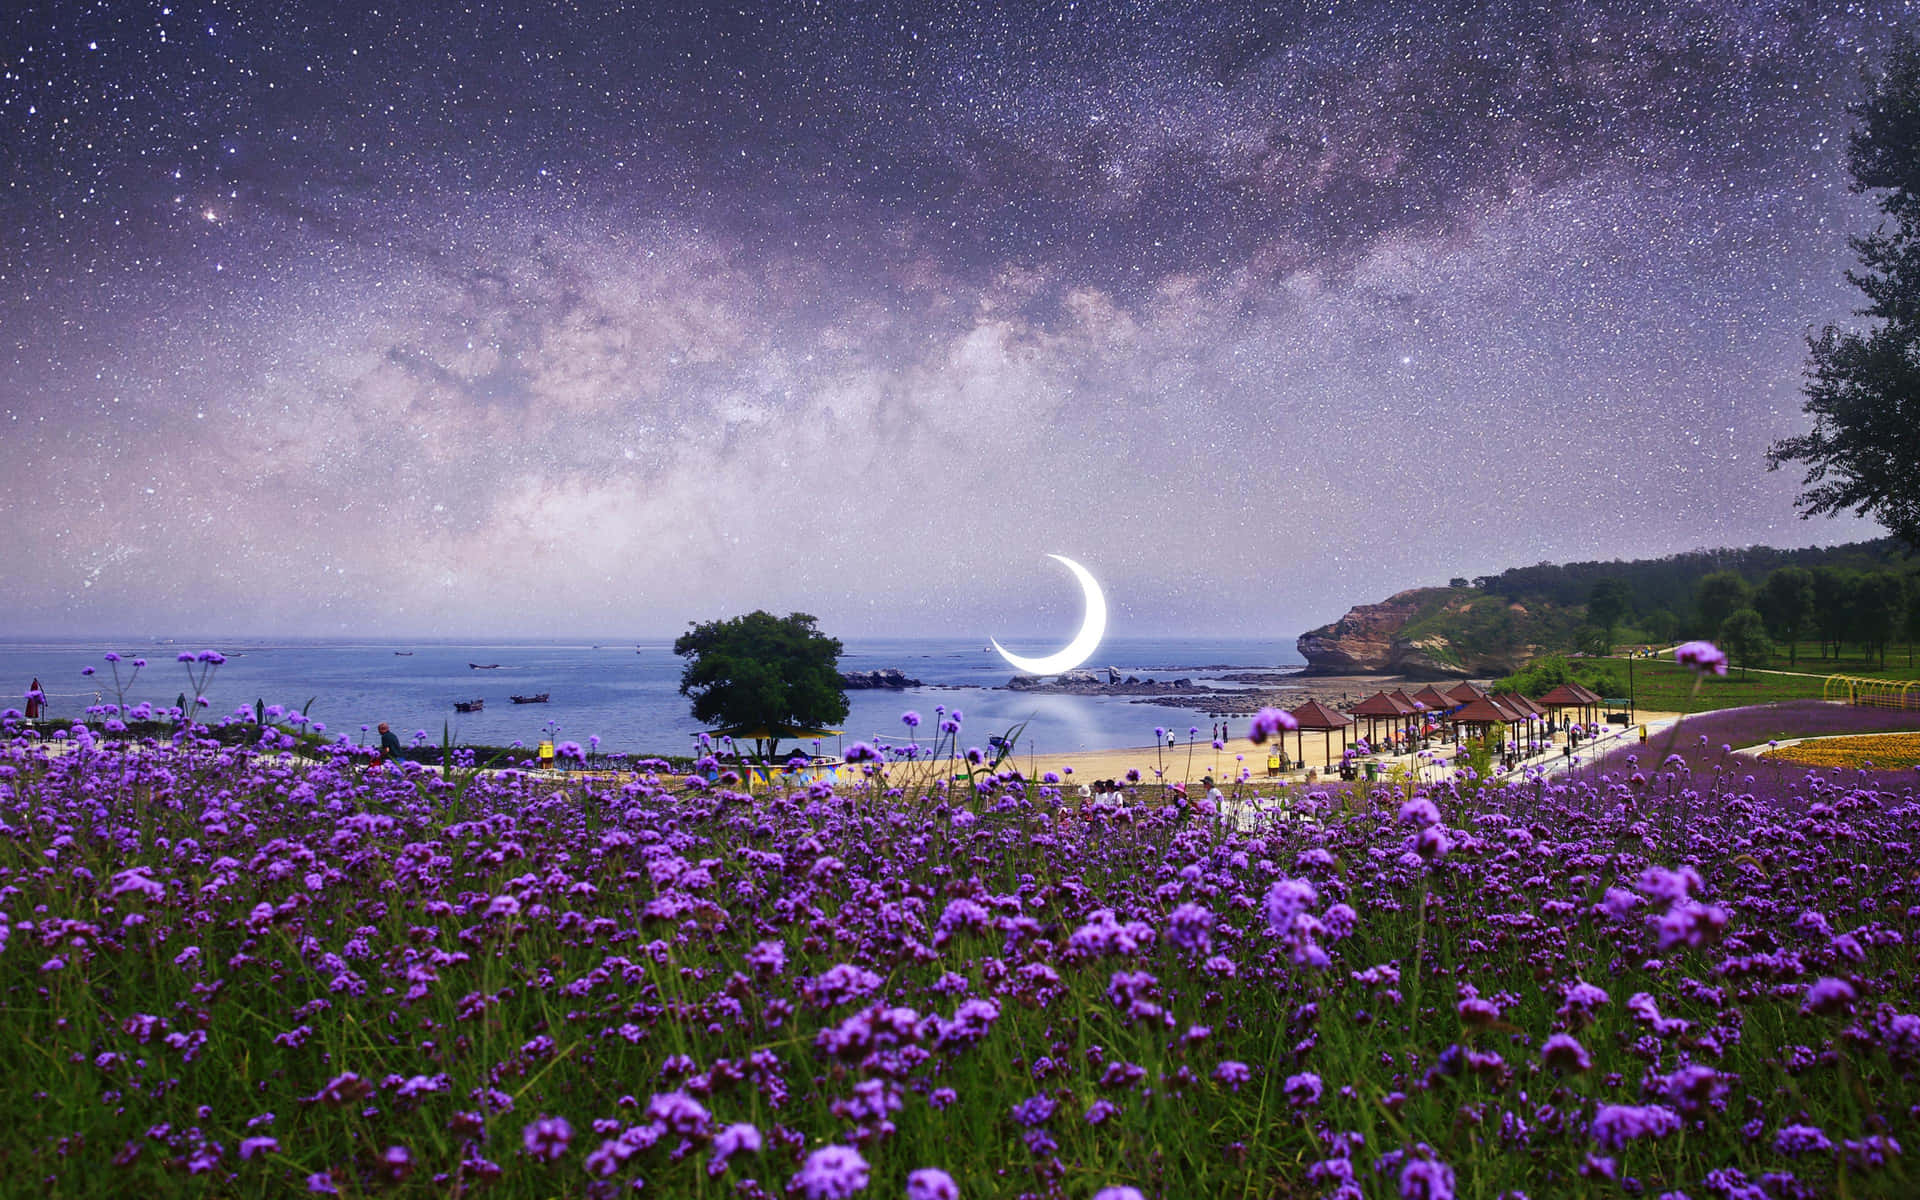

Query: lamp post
left=1627, top=653, right=1635, bottom=725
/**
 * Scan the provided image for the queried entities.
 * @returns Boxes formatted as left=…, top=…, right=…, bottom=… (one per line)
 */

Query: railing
left=1823, top=675, right=1920, bottom=710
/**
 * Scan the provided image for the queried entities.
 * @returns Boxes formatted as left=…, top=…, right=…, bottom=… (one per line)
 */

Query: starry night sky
left=2, top=1, right=1906, bottom=639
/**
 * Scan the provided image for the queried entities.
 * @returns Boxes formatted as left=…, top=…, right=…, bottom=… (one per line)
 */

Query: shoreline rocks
left=840, top=668, right=924, bottom=689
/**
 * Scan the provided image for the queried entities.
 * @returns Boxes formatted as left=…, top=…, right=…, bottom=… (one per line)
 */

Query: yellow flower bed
left=1761, top=733, right=1920, bottom=770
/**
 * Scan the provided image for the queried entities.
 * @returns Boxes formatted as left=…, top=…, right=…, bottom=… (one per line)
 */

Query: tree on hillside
left=1696, top=571, right=1752, bottom=638
left=1754, top=567, right=1818, bottom=666
left=1769, top=35, right=1920, bottom=550
left=1587, top=578, right=1634, bottom=652
left=1718, top=609, right=1773, bottom=678
left=1851, top=571, right=1910, bottom=668
left=674, top=611, right=849, bottom=760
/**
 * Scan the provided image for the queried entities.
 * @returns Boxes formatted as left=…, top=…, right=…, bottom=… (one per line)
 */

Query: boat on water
left=454, top=699, right=484, bottom=713
left=469, top=663, right=501, bottom=669
left=510, top=693, right=551, bottom=704
left=394, top=651, right=414, bottom=656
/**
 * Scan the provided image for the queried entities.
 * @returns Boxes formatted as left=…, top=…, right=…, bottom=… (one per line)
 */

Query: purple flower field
left=3, top=701, right=1919, bottom=1198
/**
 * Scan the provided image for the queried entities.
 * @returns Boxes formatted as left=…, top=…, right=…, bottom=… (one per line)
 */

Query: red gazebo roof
left=1349, top=690, right=1416, bottom=717
left=1537, top=683, right=1603, bottom=707
left=1451, top=696, right=1520, bottom=725
left=1288, top=699, right=1353, bottom=730
left=1445, top=682, right=1487, bottom=704
left=1411, top=684, right=1456, bottom=710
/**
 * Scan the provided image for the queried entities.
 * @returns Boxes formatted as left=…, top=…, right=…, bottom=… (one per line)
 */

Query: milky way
left=2, top=1, right=1905, bottom=638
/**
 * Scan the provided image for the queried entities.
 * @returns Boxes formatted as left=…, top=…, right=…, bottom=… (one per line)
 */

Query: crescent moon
left=992, top=555, right=1108, bottom=675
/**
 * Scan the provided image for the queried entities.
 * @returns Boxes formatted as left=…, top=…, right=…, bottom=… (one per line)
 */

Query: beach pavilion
left=1286, top=698, right=1353, bottom=769
left=1448, top=694, right=1522, bottom=750
left=1349, top=690, right=1417, bottom=749
left=1537, top=682, right=1603, bottom=730
left=1445, top=681, right=1489, bottom=705
left=1409, top=684, right=1459, bottom=738
left=1500, top=693, right=1548, bottom=754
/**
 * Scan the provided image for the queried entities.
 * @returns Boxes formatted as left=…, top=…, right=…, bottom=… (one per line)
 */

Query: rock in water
left=840, top=668, right=923, bottom=689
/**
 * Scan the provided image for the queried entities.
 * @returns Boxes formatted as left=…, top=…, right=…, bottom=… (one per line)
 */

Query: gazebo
left=1445, top=681, right=1489, bottom=705
left=1449, top=695, right=1519, bottom=749
left=1537, top=682, right=1603, bottom=730
left=1286, top=699, right=1353, bottom=771
left=1498, top=693, right=1547, bottom=756
left=1348, top=690, right=1416, bottom=750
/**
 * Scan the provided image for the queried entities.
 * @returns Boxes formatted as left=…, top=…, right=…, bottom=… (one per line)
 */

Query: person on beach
left=25, top=678, right=43, bottom=721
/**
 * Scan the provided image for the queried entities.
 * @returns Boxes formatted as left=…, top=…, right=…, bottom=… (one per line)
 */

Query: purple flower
left=790, top=1145, right=870, bottom=1199
left=1803, top=977, right=1857, bottom=1017
left=1398, top=1157, right=1456, bottom=1200
left=711, top=1122, right=762, bottom=1160
left=1398, top=797, right=1441, bottom=828
left=1284, top=1072, right=1323, bottom=1106
left=1263, top=878, right=1318, bottom=934
left=1674, top=640, right=1727, bottom=676
left=1541, top=1033, right=1592, bottom=1072
left=1775, top=1124, right=1835, bottom=1157
left=907, top=1169, right=960, bottom=1200
left=901, top=710, right=921, bottom=728
left=521, top=1116, right=573, bottom=1162
left=239, top=1136, right=280, bottom=1160
left=1249, top=707, right=1298, bottom=744
left=1591, top=1104, right=1681, bottom=1151
left=1213, top=1060, right=1251, bottom=1090
left=1092, top=1190, right=1146, bottom=1200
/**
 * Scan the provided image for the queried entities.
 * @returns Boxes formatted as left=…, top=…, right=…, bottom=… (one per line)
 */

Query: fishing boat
left=394, top=651, right=414, bottom=656
left=454, top=699, right=484, bottom=713
left=469, top=663, right=500, bottom=669
left=509, top=693, right=551, bottom=704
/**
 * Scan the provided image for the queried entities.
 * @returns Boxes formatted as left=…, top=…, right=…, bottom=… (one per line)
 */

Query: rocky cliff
left=1297, top=586, right=1571, bottom=678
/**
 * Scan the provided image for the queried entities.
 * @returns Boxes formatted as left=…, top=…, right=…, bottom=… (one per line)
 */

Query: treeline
left=1452, top=539, right=1917, bottom=668
left=1466, top=538, right=1906, bottom=613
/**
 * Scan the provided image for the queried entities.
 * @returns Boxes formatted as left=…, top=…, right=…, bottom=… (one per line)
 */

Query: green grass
left=1596, top=650, right=1920, bottom=714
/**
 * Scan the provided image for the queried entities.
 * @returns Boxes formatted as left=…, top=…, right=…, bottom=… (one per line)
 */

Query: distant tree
left=1641, top=607, right=1680, bottom=645
left=1448, top=577, right=1470, bottom=589
left=1769, top=35, right=1920, bottom=550
left=1586, top=577, right=1634, bottom=652
left=1908, top=572, right=1920, bottom=665
left=1754, top=567, right=1818, bottom=666
left=673, top=611, right=849, bottom=760
left=1811, top=567, right=1855, bottom=659
left=1851, top=571, right=1909, bottom=668
left=1696, top=571, right=1752, bottom=638
left=1718, top=609, right=1773, bottom=678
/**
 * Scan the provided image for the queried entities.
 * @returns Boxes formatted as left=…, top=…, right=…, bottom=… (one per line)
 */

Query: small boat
left=510, top=693, right=551, bottom=704
left=454, top=699, right=484, bottom=713
left=394, top=651, right=414, bottom=656
left=469, top=663, right=501, bottom=670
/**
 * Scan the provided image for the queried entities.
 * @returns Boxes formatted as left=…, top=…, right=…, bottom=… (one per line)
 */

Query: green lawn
left=1596, top=650, right=1920, bottom=714
left=1761, top=641, right=1920, bottom=678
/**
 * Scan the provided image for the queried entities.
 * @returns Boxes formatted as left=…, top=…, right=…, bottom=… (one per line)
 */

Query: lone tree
left=1695, top=571, right=1752, bottom=639
left=1769, top=36, right=1920, bottom=549
left=1754, top=566, right=1818, bottom=666
left=1718, top=608, right=1773, bottom=679
left=674, top=611, right=849, bottom=760
left=1586, top=577, right=1634, bottom=653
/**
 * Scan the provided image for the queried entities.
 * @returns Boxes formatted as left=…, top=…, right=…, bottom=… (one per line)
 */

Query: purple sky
left=1, top=0, right=1898, bottom=639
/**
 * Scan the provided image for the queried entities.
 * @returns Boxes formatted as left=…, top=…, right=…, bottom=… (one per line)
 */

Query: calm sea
left=0, top=636, right=1304, bottom=757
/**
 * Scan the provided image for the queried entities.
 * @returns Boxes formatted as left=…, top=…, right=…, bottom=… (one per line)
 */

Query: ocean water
left=0, top=636, right=1304, bottom=757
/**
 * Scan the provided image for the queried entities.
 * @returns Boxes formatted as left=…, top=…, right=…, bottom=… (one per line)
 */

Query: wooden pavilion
left=1449, top=695, right=1519, bottom=749
left=1348, top=690, right=1416, bottom=749
left=1286, top=699, right=1353, bottom=770
left=1537, top=682, right=1603, bottom=729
